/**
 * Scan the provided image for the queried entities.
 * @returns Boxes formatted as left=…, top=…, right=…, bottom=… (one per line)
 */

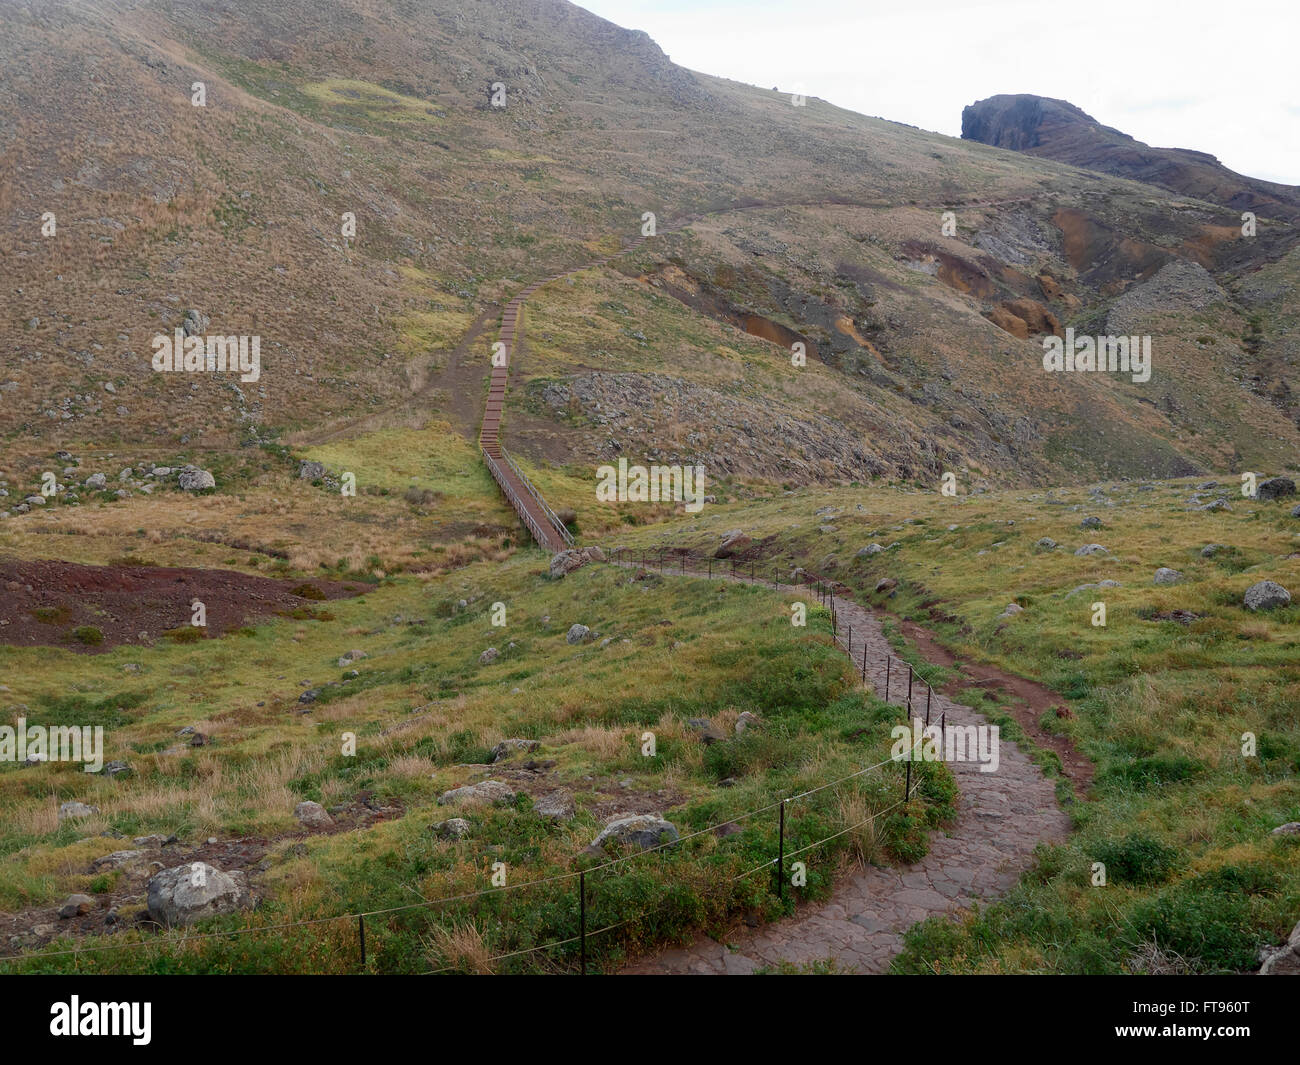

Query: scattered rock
left=177, top=465, right=216, bottom=491
left=337, top=649, right=367, bottom=667
left=1079, top=516, right=1103, bottom=529
left=1270, top=822, right=1300, bottom=836
left=294, top=800, right=334, bottom=829
left=590, top=813, right=679, bottom=852
left=1035, top=537, right=1057, bottom=550
left=1259, top=920, right=1300, bottom=975
left=1201, top=544, right=1225, bottom=558
left=1074, top=544, right=1109, bottom=556
left=532, top=792, right=575, bottom=820
left=549, top=549, right=590, bottom=579
left=490, top=738, right=540, bottom=762
left=431, top=818, right=471, bottom=840
left=999, top=603, right=1024, bottom=617
left=91, top=850, right=144, bottom=872
left=478, top=647, right=499, bottom=665
left=566, top=624, right=590, bottom=644
left=1244, top=580, right=1291, bottom=611
left=874, top=577, right=898, bottom=594
left=1256, top=477, right=1296, bottom=501
left=735, top=711, right=759, bottom=734
left=1153, top=568, right=1183, bottom=585
left=714, top=529, right=751, bottom=559
left=58, top=894, right=95, bottom=919
left=856, top=543, right=884, bottom=557
left=58, top=801, right=98, bottom=821
left=146, top=862, right=251, bottom=927
left=437, top=780, right=517, bottom=807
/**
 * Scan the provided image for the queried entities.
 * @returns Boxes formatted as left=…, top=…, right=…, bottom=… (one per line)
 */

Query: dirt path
left=610, top=559, right=1071, bottom=975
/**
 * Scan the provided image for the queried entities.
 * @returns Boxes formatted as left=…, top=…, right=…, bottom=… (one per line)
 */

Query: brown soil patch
left=895, top=615, right=1094, bottom=796
left=0, top=558, right=367, bottom=653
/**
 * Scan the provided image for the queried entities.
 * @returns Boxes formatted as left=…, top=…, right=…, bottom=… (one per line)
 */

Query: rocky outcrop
left=962, top=94, right=1300, bottom=224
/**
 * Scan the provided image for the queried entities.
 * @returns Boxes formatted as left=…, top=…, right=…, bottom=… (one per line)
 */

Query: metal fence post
left=579, top=870, right=587, bottom=976
left=358, top=914, right=367, bottom=970
left=925, top=686, right=932, bottom=727
left=861, top=642, right=868, bottom=683
left=776, top=800, right=786, bottom=902
left=907, top=665, right=913, bottom=705
left=904, top=755, right=912, bottom=801
left=885, top=656, right=891, bottom=701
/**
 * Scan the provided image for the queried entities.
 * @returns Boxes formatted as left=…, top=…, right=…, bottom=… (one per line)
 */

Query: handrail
left=481, top=448, right=555, bottom=549
left=501, top=446, right=574, bottom=546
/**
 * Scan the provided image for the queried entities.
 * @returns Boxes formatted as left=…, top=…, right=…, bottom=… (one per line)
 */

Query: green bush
left=72, top=626, right=104, bottom=645
left=1094, top=834, right=1183, bottom=885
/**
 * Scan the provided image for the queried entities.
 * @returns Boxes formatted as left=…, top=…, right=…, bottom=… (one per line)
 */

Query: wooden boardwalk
left=478, top=235, right=651, bottom=551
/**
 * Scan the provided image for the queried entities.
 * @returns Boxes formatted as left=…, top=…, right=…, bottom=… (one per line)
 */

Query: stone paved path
left=612, top=558, right=1071, bottom=974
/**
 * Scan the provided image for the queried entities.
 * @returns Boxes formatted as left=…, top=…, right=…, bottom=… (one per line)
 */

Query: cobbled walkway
left=613, top=559, right=1070, bottom=974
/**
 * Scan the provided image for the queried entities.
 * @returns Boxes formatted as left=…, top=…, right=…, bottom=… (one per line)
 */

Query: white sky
left=578, top=0, right=1300, bottom=185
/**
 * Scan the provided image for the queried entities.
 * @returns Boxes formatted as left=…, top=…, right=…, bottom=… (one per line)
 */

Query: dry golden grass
left=425, top=919, right=495, bottom=974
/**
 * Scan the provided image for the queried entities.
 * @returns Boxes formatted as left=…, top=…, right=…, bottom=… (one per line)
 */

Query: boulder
left=1256, top=477, right=1296, bottom=501
left=713, top=529, right=751, bottom=559
left=437, top=780, right=517, bottom=807
left=294, top=800, right=334, bottom=829
left=337, top=649, right=367, bottom=667
left=490, top=738, right=540, bottom=762
left=549, top=549, right=589, bottom=578
left=1079, top=516, right=1103, bottom=529
left=1035, top=537, right=1057, bottom=550
left=177, top=466, right=216, bottom=491
left=57, top=801, right=98, bottom=821
left=875, top=577, right=898, bottom=594
left=1271, top=822, right=1300, bottom=836
left=146, top=862, right=250, bottom=927
left=856, top=543, right=884, bottom=557
left=1153, top=568, right=1183, bottom=585
left=298, top=461, right=328, bottom=481
left=1259, top=920, right=1300, bottom=975
left=431, top=818, right=471, bottom=840
left=584, top=546, right=606, bottom=563
left=91, top=850, right=145, bottom=872
left=590, top=814, right=679, bottom=852
left=84, top=473, right=107, bottom=490
left=58, top=894, right=95, bottom=919
left=1201, top=544, right=1225, bottom=558
left=1244, top=580, right=1291, bottom=611
left=532, top=792, right=575, bottom=821
left=478, top=647, right=499, bottom=665
left=566, top=624, right=590, bottom=645
left=735, top=711, right=759, bottom=734
left=1074, top=544, right=1109, bottom=556
left=999, top=603, right=1024, bottom=618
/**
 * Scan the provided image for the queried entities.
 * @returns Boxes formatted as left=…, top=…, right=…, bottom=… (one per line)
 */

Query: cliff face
left=962, top=94, right=1300, bottom=223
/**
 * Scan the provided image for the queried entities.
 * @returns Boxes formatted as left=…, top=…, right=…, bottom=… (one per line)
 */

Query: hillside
left=1, top=0, right=1299, bottom=984
left=3, top=0, right=1300, bottom=499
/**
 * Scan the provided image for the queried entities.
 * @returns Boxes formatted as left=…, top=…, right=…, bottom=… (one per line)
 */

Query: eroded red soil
left=0, top=558, right=367, bottom=653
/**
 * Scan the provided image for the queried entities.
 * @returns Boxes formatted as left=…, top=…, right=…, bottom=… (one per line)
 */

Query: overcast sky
left=579, top=0, right=1299, bottom=186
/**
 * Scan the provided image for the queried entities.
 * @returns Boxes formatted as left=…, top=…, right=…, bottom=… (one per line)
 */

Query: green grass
left=0, top=551, right=952, bottom=973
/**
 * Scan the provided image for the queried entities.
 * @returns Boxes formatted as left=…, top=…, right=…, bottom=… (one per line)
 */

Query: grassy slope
left=0, top=529, right=955, bottom=973
left=601, top=477, right=1300, bottom=972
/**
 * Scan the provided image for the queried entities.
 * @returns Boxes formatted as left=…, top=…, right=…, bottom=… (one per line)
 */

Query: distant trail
left=607, top=557, right=1069, bottom=975
left=474, top=195, right=1027, bottom=549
